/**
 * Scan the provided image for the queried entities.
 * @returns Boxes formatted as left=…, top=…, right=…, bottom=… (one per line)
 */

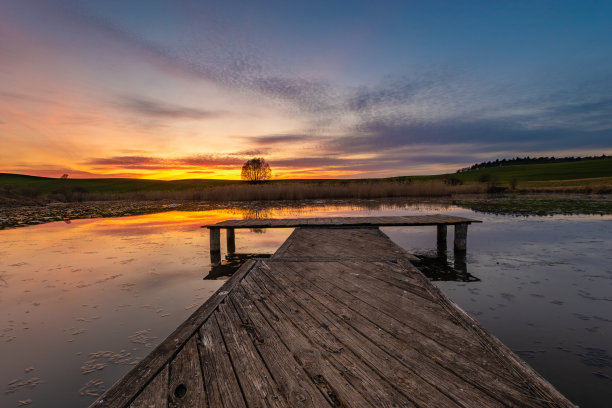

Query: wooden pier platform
left=91, top=216, right=573, bottom=407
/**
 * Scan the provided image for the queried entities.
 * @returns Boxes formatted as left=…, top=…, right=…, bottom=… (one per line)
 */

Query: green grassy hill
left=446, top=158, right=612, bottom=184
left=0, top=173, right=239, bottom=195
left=1, top=157, right=611, bottom=199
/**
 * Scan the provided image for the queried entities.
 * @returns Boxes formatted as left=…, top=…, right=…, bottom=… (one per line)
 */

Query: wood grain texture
left=229, top=286, right=332, bottom=407
left=266, top=261, right=533, bottom=407
left=253, top=262, right=459, bottom=408
left=94, top=218, right=573, bottom=408
left=90, top=260, right=257, bottom=408
left=198, top=317, right=246, bottom=408
left=168, top=337, right=206, bottom=408
left=203, top=215, right=481, bottom=229
left=214, top=301, right=289, bottom=408
left=241, top=273, right=396, bottom=408
left=130, top=365, right=169, bottom=408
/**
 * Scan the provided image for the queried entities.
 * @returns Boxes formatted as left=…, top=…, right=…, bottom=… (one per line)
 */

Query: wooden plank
left=240, top=274, right=402, bottom=408
left=265, top=261, right=538, bottom=407
left=101, top=219, right=573, bottom=408
left=271, top=228, right=300, bottom=259
left=214, top=301, right=289, bottom=407
left=287, top=260, right=486, bottom=358
left=425, top=276, right=575, bottom=407
left=248, top=266, right=424, bottom=407
left=229, top=285, right=332, bottom=407
left=255, top=262, right=465, bottom=407
left=198, top=317, right=247, bottom=408
left=296, top=260, right=482, bottom=350
left=336, top=260, right=442, bottom=308
left=337, top=259, right=436, bottom=302
left=282, top=260, right=571, bottom=406
left=202, top=215, right=482, bottom=229
left=272, top=228, right=415, bottom=261
left=168, top=337, right=206, bottom=408
left=90, top=259, right=258, bottom=408
left=130, top=365, right=169, bottom=408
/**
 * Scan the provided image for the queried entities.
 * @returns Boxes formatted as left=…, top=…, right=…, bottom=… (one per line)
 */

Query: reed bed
left=518, top=185, right=612, bottom=194
left=78, top=181, right=486, bottom=202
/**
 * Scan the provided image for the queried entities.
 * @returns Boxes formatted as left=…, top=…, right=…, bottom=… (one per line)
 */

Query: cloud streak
left=117, top=96, right=226, bottom=120
left=86, top=155, right=245, bottom=171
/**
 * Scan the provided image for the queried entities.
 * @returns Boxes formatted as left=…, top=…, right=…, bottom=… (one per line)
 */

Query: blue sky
left=1, top=0, right=611, bottom=178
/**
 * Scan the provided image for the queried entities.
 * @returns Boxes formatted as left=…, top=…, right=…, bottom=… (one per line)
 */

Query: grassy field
left=0, top=173, right=240, bottom=194
left=1, top=158, right=611, bottom=205
left=447, top=158, right=612, bottom=183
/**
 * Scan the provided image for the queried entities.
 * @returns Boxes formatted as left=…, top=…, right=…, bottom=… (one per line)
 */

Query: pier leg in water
left=209, top=227, right=221, bottom=265
left=454, top=223, right=468, bottom=254
left=454, top=252, right=467, bottom=274
left=437, top=224, right=447, bottom=254
left=226, top=228, right=236, bottom=254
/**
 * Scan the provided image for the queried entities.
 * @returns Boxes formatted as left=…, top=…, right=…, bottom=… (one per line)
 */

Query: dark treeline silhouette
left=457, top=154, right=610, bottom=173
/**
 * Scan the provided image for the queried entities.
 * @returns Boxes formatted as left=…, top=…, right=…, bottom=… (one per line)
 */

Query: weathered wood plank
left=229, top=285, right=332, bottom=407
left=248, top=266, right=423, bottom=407
left=295, top=260, right=482, bottom=350
left=90, top=260, right=257, bottom=408
left=272, top=228, right=415, bottom=261
left=282, top=260, right=570, bottom=406
left=240, top=274, right=399, bottom=408
left=425, top=275, right=575, bottom=407
left=198, top=317, right=247, bottom=408
left=284, top=260, right=517, bottom=378
left=202, top=215, right=481, bottom=229
left=130, top=365, right=169, bottom=408
left=168, top=337, right=206, bottom=408
left=100, top=217, right=574, bottom=408
left=265, top=261, right=537, bottom=407
left=256, top=262, right=465, bottom=407
left=214, top=301, right=289, bottom=407
left=341, top=259, right=436, bottom=302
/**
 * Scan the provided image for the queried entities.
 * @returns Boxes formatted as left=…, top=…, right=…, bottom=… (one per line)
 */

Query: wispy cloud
left=248, top=134, right=321, bottom=146
left=117, top=96, right=226, bottom=120
left=86, top=154, right=244, bottom=170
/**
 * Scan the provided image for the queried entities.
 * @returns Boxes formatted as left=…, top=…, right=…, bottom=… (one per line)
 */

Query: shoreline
left=2, top=194, right=611, bottom=230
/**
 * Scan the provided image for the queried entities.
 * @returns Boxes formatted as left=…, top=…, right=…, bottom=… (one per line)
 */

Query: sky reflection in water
left=1, top=203, right=611, bottom=407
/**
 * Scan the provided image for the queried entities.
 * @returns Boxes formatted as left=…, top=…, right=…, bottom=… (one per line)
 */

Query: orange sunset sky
left=1, top=1, right=611, bottom=180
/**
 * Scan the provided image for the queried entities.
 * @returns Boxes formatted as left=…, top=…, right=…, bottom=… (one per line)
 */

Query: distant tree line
left=456, top=154, right=610, bottom=173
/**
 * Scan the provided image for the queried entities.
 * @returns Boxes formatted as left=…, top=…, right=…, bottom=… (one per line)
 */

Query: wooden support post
left=209, top=227, right=221, bottom=265
left=436, top=224, right=447, bottom=253
left=226, top=228, right=236, bottom=254
left=454, top=253, right=467, bottom=274
left=454, top=223, right=468, bottom=253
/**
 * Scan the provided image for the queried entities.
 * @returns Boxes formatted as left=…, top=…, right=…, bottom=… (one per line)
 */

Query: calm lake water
left=1, top=201, right=611, bottom=407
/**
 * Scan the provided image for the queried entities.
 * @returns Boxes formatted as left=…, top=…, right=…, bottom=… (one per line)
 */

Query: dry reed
left=82, top=181, right=486, bottom=202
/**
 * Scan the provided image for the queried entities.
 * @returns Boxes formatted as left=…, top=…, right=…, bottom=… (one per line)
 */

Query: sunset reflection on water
left=2, top=204, right=611, bottom=407
left=0, top=209, right=290, bottom=407
left=1, top=204, right=421, bottom=406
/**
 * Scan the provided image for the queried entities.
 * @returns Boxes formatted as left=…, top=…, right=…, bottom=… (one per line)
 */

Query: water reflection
left=412, top=251, right=479, bottom=282
left=205, top=253, right=272, bottom=280
left=205, top=248, right=479, bottom=283
left=1, top=202, right=611, bottom=407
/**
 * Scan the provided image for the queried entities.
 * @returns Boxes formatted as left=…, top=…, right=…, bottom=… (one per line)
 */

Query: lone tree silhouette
left=241, top=157, right=272, bottom=183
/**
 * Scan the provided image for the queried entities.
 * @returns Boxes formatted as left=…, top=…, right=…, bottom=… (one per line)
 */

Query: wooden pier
left=91, top=216, right=573, bottom=407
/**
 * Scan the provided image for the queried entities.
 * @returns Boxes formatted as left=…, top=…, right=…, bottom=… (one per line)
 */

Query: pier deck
left=92, top=216, right=572, bottom=407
